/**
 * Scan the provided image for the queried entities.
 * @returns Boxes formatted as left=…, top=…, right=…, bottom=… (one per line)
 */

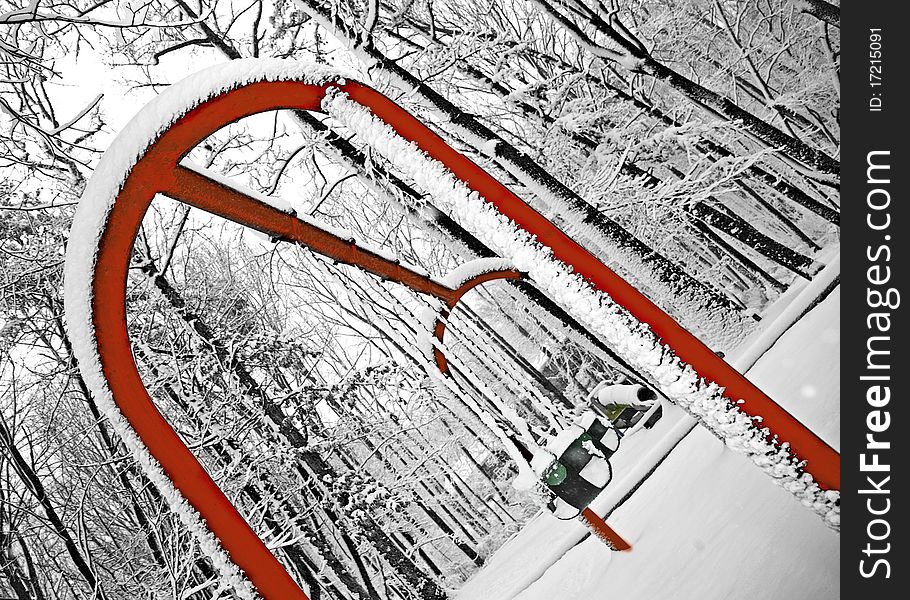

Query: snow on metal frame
left=64, top=59, right=521, bottom=598
left=64, top=57, right=839, bottom=599
left=64, top=59, right=360, bottom=600
left=321, top=90, right=840, bottom=529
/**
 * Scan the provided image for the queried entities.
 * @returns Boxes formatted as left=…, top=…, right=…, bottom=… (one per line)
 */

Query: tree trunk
left=687, top=202, right=818, bottom=279
left=506, top=40, right=839, bottom=222
left=0, top=415, right=106, bottom=599
left=393, top=31, right=820, bottom=292
left=640, top=57, right=839, bottom=178
left=326, top=391, right=486, bottom=566
left=529, top=0, right=839, bottom=179
left=790, top=0, right=840, bottom=26
left=688, top=219, right=785, bottom=293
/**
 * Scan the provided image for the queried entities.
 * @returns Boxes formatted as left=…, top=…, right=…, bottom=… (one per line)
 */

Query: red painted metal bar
left=89, top=81, right=526, bottom=599
left=165, top=163, right=522, bottom=374
left=86, top=76, right=835, bottom=600
left=582, top=508, right=632, bottom=551
left=336, top=83, right=840, bottom=491
left=167, top=164, right=459, bottom=302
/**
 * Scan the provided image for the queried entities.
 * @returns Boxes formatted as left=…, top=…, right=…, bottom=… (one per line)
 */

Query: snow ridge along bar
left=335, top=81, right=839, bottom=490
left=68, top=64, right=838, bottom=599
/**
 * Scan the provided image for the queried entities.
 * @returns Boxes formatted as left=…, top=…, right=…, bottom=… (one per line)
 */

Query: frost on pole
left=64, top=59, right=839, bottom=600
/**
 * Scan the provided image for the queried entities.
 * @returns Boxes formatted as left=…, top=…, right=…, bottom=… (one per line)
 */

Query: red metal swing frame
left=84, top=77, right=839, bottom=599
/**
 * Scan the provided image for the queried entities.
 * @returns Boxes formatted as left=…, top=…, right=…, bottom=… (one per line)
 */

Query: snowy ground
left=457, top=279, right=840, bottom=600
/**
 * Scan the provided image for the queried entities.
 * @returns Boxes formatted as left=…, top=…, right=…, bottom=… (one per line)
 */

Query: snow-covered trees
left=2, top=1, right=839, bottom=598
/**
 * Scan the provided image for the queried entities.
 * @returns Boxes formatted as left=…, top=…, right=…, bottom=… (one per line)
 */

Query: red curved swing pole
left=91, top=80, right=524, bottom=599
left=89, top=77, right=837, bottom=599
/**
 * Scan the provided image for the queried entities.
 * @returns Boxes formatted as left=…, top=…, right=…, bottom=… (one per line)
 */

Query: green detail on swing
left=602, top=403, right=630, bottom=422
left=544, top=461, right=568, bottom=487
